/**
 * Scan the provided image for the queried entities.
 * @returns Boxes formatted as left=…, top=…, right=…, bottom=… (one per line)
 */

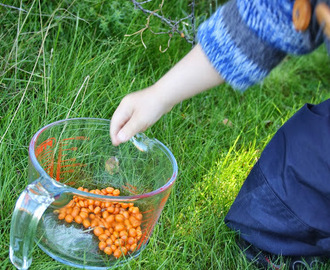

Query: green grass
left=1, top=1, right=330, bottom=269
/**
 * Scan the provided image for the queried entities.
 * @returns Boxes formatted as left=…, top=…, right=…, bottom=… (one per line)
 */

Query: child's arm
left=110, top=43, right=224, bottom=146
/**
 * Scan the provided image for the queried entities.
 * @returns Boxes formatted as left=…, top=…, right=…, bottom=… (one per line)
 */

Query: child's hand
left=110, top=44, right=223, bottom=146
left=110, top=86, right=172, bottom=146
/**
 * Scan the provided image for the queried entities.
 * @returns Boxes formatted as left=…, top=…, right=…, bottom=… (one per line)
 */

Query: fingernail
left=117, top=131, right=128, bottom=142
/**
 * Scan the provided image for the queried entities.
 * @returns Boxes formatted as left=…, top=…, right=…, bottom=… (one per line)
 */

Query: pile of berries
left=55, top=186, right=143, bottom=259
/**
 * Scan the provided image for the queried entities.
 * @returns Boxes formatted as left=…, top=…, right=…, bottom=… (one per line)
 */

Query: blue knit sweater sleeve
left=197, top=0, right=324, bottom=91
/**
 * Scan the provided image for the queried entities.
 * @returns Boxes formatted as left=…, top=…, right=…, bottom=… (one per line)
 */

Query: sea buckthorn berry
left=83, top=218, right=91, bottom=228
left=113, top=189, right=120, bottom=196
left=113, top=249, right=122, bottom=259
left=119, top=230, right=128, bottom=237
left=128, top=228, right=137, bottom=237
left=122, top=211, right=129, bottom=219
left=94, top=200, right=101, bottom=206
left=58, top=213, right=66, bottom=220
left=115, top=214, right=124, bottom=223
left=105, top=202, right=111, bottom=208
left=74, top=215, right=83, bottom=224
left=106, top=238, right=113, bottom=246
left=90, top=219, right=99, bottom=228
left=102, top=211, right=109, bottom=219
left=107, top=206, right=115, bottom=213
left=111, top=245, right=117, bottom=252
left=65, top=215, right=73, bottom=223
left=81, top=207, right=89, bottom=213
left=130, top=243, right=137, bottom=252
left=115, top=223, right=125, bottom=232
left=104, top=246, right=112, bottom=255
left=119, top=246, right=128, bottom=256
left=135, top=213, right=143, bottom=221
left=106, top=215, right=114, bottom=224
left=94, top=226, right=104, bottom=237
left=94, top=206, right=101, bottom=214
left=71, top=208, right=80, bottom=218
left=99, top=241, right=106, bottom=251
left=106, top=187, right=114, bottom=193
left=79, top=212, right=88, bottom=219
left=111, top=235, right=116, bottom=243
left=127, top=237, right=136, bottom=245
left=121, top=203, right=129, bottom=209
left=87, top=199, right=94, bottom=205
left=99, top=233, right=108, bottom=242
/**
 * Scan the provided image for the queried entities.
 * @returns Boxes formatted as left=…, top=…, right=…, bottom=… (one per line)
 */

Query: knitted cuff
left=197, top=0, right=287, bottom=91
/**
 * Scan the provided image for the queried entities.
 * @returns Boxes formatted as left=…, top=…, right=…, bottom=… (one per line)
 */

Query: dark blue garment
left=225, top=99, right=330, bottom=256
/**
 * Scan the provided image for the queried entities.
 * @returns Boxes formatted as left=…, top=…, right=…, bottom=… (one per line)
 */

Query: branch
left=129, top=0, right=195, bottom=47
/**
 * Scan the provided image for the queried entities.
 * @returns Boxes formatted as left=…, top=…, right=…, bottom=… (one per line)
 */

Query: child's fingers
left=110, top=104, right=133, bottom=146
left=116, top=115, right=147, bottom=146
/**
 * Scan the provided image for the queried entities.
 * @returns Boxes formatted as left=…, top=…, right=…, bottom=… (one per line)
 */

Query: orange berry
left=74, top=215, right=83, bottom=224
left=65, top=214, right=73, bottom=223
left=82, top=218, right=91, bottom=228
left=58, top=213, right=66, bottom=220
left=127, top=237, right=136, bottom=245
left=99, top=241, right=107, bottom=251
left=106, top=215, right=114, bottom=224
left=130, top=243, right=137, bottom=252
left=119, top=246, right=128, bottom=255
left=113, top=249, right=121, bottom=258
left=102, top=211, right=109, bottom=219
left=115, top=214, right=124, bottom=223
left=80, top=207, right=89, bottom=213
left=115, top=223, right=125, bottom=232
left=71, top=208, right=80, bottom=218
left=121, top=203, right=129, bottom=209
left=113, top=231, right=119, bottom=238
left=94, top=206, right=101, bottom=214
left=128, top=228, right=137, bottom=237
left=106, top=238, right=113, bottom=246
left=107, top=206, right=115, bottom=213
left=122, top=211, right=129, bottom=219
left=104, top=246, right=112, bottom=255
left=79, top=212, right=88, bottom=219
left=113, top=189, right=120, bottom=196
left=94, top=226, right=104, bottom=237
left=115, top=239, right=125, bottom=247
left=111, top=244, right=117, bottom=252
left=119, top=230, right=128, bottom=237
left=106, top=187, right=114, bottom=194
left=99, top=233, right=108, bottom=242
left=87, top=199, right=94, bottom=205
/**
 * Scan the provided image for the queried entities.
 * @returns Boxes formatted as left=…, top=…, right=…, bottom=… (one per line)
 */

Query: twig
left=128, top=0, right=195, bottom=51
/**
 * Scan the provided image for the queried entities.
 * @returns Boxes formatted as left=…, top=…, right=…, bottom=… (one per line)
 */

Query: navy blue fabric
left=225, top=99, right=330, bottom=256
